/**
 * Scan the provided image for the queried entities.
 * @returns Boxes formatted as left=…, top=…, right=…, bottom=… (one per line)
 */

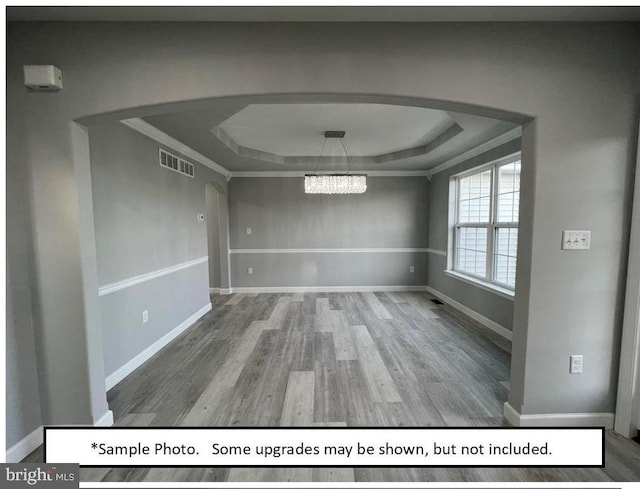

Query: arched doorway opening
left=205, top=182, right=230, bottom=293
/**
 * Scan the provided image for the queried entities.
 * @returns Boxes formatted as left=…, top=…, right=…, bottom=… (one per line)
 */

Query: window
left=452, top=154, right=521, bottom=290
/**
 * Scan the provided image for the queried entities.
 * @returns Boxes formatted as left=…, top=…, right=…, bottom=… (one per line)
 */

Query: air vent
left=159, top=148, right=194, bottom=178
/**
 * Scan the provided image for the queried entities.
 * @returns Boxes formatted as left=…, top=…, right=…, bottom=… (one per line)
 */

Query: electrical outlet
left=247, top=227, right=252, bottom=235
left=142, top=310, right=149, bottom=324
left=247, top=267, right=253, bottom=275
left=562, top=230, right=590, bottom=250
left=570, top=354, right=583, bottom=374
left=409, top=266, right=415, bottom=273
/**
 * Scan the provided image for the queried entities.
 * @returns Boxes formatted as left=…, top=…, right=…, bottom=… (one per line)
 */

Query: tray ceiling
left=142, top=100, right=519, bottom=173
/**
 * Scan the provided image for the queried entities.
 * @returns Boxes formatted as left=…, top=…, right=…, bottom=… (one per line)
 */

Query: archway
left=205, top=181, right=230, bottom=293
left=73, top=93, right=532, bottom=433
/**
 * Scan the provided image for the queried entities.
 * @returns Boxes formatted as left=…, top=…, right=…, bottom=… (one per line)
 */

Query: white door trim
left=614, top=123, right=640, bottom=438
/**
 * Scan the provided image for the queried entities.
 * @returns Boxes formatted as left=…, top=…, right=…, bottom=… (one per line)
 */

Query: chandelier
left=304, top=131, right=367, bottom=194
left=304, top=174, right=367, bottom=194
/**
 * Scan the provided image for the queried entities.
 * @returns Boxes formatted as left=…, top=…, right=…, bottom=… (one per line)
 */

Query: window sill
left=444, top=270, right=515, bottom=300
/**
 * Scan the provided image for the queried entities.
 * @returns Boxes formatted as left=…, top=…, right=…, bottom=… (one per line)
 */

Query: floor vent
left=159, top=148, right=194, bottom=178
left=431, top=299, right=444, bottom=305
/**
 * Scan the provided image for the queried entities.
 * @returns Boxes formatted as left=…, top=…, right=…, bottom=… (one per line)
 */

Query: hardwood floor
left=24, top=291, right=640, bottom=482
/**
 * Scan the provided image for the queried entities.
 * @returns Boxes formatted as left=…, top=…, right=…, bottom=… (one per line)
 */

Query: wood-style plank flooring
left=25, top=292, right=640, bottom=482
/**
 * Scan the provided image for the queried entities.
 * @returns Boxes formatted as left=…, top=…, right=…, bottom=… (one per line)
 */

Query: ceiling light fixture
left=304, top=131, right=367, bottom=195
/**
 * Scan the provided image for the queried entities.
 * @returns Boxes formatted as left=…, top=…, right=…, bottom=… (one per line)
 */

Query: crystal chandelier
left=304, top=174, right=367, bottom=194
left=304, top=131, right=367, bottom=195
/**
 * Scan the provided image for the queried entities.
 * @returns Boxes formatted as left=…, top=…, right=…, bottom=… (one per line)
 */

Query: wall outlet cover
left=570, top=354, right=583, bottom=374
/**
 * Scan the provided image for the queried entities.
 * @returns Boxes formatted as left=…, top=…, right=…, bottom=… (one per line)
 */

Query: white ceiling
left=217, top=103, right=454, bottom=157
left=142, top=100, right=519, bottom=172
left=7, top=6, right=640, bottom=22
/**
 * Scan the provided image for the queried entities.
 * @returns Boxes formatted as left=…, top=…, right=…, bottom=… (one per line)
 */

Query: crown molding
left=121, top=118, right=231, bottom=179
left=214, top=122, right=462, bottom=167
left=425, top=126, right=522, bottom=179
left=120, top=118, right=519, bottom=181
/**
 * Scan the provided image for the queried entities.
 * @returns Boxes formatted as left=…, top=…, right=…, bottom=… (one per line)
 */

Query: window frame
left=450, top=152, right=521, bottom=292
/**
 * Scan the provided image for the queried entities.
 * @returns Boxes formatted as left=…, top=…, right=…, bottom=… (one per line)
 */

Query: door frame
left=615, top=123, right=640, bottom=438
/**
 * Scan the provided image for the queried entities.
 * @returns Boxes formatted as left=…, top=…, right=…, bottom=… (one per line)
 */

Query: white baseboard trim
left=504, top=402, right=614, bottom=428
left=220, top=288, right=232, bottom=295
left=7, top=410, right=115, bottom=462
left=6, top=426, right=43, bottom=462
left=503, top=401, right=522, bottom=426
left=105, top=303, right=212, bottom=390
left=426, top=286, right=513, bottom=341
left=95, top=410, right=114, bottom=427
left=209, top=287, right=221, bottom=294
left=229, top=285, right=429, bottom=293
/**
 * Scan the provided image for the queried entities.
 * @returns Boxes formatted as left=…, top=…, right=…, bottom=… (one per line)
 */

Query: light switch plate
left=562, top=230, right=590, bottom=250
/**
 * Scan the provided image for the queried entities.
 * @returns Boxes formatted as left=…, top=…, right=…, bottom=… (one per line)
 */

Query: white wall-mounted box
left=23, top=65, right=63, bottom=91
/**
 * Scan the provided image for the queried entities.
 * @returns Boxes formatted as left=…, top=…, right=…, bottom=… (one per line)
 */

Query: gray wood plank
left=312, top=421, right=348, bottom=426
left=385, top=292, right=406, bottom=303
left=313, top=467, right=356, bottom=482
left=228, top=468, right=312, bottom=482
left=280, top=371, right=315, bottom=426
left=224, top=294, right=244, bottom=306
left=313, top=360, right=346, bottom=423
left=181, top=299, right=291, bottom=425
left=144, top=467, right=229, bottom=482
left=363, top=292, right=393, bottom=319
left=351, top=324, right=402, bottom=402
left=315, top=298, right=357, bottom=360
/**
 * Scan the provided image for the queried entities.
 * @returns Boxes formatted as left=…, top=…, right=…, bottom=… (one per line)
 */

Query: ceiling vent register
left=159, top=148, right=194, bottom=178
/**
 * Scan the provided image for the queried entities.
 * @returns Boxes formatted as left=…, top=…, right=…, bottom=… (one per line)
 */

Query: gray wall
left=427, top=139, right=521, bottom=330
left=6, top=21, right=639, bottom=436
left=89, top=122, right=227, bottom=377
left=228, top=177, right=429, bottom=287
left=6, top=81, right=42, bottom=448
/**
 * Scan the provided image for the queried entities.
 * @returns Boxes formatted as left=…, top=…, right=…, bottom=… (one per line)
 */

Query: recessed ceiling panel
left=215, top=103, right=455, bottom=157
